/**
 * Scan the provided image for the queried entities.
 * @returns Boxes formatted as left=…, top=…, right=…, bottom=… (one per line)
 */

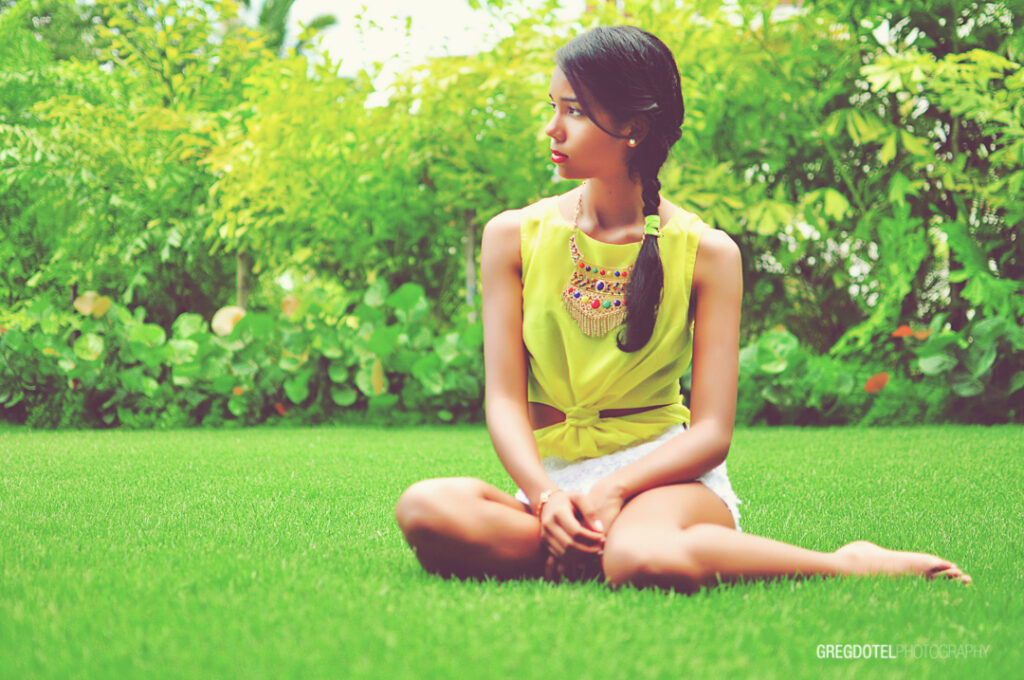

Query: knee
left=395, top=478, right=475, bottom=545
left=395, top=479, right=445, bottom=540
left=602, top=525, right=715, bottom=592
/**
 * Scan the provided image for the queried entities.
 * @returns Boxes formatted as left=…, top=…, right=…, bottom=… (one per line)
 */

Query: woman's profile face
left=545, top=67, right=631, bottom=181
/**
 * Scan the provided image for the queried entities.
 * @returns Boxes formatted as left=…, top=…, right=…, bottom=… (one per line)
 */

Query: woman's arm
left=589, top=228, right=743, bottom=520
left=480, top=209, right=558, bottom=506
left=481, top=208, right=605, bottom=561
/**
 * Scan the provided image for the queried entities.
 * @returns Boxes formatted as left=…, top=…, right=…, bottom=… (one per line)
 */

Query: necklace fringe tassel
left=561, top=287, right=627, bottom=338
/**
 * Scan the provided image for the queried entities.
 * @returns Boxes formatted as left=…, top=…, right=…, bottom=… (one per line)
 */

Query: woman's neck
left=579, top=176, right=646, bottom=234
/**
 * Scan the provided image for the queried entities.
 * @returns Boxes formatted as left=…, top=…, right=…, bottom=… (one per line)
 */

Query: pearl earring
left=627, top=138, right=637, bottom=147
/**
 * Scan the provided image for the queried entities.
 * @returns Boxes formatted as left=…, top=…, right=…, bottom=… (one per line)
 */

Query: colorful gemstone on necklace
left=603, top=301, right=611, bottom=309
left=590, top=299, right=600, bottom=309
left=596, top=281, right=604, bottom=291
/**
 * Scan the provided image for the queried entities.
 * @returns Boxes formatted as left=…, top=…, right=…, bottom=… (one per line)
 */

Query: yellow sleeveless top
left=521, top=196, right=708, bottom=462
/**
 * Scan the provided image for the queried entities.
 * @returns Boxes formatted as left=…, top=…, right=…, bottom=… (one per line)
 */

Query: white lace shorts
left=515, top=424, right=743, bottom=532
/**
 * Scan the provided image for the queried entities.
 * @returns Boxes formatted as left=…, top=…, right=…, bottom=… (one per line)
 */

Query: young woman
left=394, top=26, right=972, bottom=591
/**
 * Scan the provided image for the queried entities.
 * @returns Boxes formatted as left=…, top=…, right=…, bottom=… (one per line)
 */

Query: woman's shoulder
left=483, top=192, right=573, bottom=238
left=663, top=201, right=736, bottom=247
left=660, top=199, right=706, bottom=232
left=480, top=195, right=555, bottom=267
left=694, top=227, right=741, bottom=269
left=688, top=220, right=742, bottom=288
left=661, top=200, right=740, bottom=275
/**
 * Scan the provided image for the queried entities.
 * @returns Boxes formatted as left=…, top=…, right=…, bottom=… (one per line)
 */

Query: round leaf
left=363, top=279, right=388, bottom=307
left=167, top=339, right=199, bottom=364
left=73, top=333, right=104, bottom=361
left=140, top=376, right=159, bottom=398
left=328, top=360, right=349, bottom=383
left=227, top=394, right=248, bottom=418
left=356, top=357, right=388, bottom=397
left=91, top=296, right=112, bottom=318
left=331, top=386, right=357, bottom=406
left=73, top=291, right=98, bottom=316
left=386, top=282, right=426, bottom=312
left=172, top=313, right=206, bottom=338
left=919, top=354, right=957, bottom=375
left=412, top=354, right=444, bottom=395
left=318, top=330, right=343, bottom=359
left=130, top=323, right=167, bottom=347
left=284, top=369, right=312, bottom=404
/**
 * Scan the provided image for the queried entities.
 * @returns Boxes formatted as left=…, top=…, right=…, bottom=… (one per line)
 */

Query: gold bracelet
left=534, top=488, right=562, bottom=517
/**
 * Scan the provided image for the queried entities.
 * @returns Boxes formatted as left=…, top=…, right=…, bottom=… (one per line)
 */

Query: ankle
left=831, top=543, right=859, bottom=577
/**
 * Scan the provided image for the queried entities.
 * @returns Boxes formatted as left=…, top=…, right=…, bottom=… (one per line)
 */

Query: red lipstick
left=551, top=150, right=568, bottom=164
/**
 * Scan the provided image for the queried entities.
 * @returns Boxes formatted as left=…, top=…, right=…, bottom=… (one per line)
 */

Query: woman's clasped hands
left=537, top=480, right=627, bottom=582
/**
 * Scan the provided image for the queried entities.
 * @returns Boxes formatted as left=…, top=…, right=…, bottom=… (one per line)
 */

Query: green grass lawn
left=1, top=424, right=1020, bottom=679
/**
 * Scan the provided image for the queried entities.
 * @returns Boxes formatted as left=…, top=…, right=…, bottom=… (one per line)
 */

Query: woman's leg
left=602, top=482, right=972, bottom=593
left=394, top=477, right=547, bottom=580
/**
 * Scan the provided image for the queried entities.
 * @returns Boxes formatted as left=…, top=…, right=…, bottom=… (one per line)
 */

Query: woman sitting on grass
left=395, top=26, right=971, bottom=590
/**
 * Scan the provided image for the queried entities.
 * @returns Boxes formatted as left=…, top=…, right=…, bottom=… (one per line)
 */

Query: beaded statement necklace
left=561, top=187, right=634, bottom=338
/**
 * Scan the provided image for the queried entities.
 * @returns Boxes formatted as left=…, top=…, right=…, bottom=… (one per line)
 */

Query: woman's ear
left=627, top=116, right=651, bottom=145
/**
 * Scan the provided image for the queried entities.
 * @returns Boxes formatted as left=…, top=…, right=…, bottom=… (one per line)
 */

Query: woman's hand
left=586, top=478, right=628, bottom=533
left=539, top=490, right=605, bottom=582
left=538, top=490, right=604, bottom=560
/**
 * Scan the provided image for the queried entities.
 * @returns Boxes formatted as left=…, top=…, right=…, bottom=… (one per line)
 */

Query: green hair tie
left=644, top=215, right=661, bottom=237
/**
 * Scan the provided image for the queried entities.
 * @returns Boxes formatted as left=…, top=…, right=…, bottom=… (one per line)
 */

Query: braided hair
left=555, top=26, right=685, bottom=351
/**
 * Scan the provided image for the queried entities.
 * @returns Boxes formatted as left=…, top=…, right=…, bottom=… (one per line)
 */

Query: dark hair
left=555, top=26, right=684, bottom=352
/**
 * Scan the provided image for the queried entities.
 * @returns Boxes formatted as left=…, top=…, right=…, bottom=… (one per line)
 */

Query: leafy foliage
left=1, top=0, right=1021, bottom=427
left=0, top=285, right=483, bottom=428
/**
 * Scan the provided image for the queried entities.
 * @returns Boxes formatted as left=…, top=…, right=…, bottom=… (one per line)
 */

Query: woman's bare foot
left=834, top=541, right=972, bottom=584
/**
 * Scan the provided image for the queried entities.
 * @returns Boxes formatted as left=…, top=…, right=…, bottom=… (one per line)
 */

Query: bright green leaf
left=331, top=386, right=357, bottom=406
left=172, top=313, right=205, bottom=338
left=284, top=368, right=313, bottom=403
left=328, top=361, right=349, bottom=383
left=964, top=342, right=997, bottom=378
left=823, top=189, right=849, bottom=220
left=227, top=395, right=248, bottom=418
left=919, top=354, right=957, bottom=375
left=386, top=282, right=426, bottom=312
left=363, top=279, right=388, bottom=307
left=73, top=333, right=104, bottom=361
left=878, top=132, right=897, bottom=165
left=167, top=339, right=199, bottom=364
left=900, top=130, right=930, bottom=156
left=950, top=371, right=984, bottom=397
left=130, top=323, right=166, bottom=347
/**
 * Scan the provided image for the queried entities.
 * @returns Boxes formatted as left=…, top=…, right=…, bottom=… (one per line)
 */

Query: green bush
left=0, top=283, right=483, bottom=429
left=730, top=318, right=1024, bottom=427
left=4, top=301, right=1020, bottom=428
left=895, top=315, right=1024, bottom=424
left=734, top=327, right=864, bottom=426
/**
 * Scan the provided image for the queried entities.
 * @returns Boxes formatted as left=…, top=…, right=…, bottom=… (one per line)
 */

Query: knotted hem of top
left=531, top=402, right=690, bottom=462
